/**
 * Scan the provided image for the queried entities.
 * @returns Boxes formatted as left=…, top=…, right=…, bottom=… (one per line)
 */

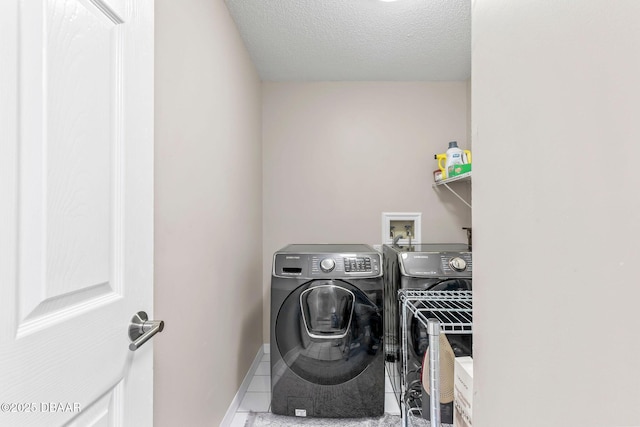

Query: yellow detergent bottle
left=435, top=153, right=448, bottom=178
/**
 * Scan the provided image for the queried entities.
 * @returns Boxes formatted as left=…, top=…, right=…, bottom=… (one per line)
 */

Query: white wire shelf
left=399, top=290, right=473, bottom=334
left=432, top=171, right=471, bottom=186
left=399, top=289, right=473, bottom=427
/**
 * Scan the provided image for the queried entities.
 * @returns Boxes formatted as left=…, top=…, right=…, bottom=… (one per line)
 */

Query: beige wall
left=262, top=82, right=471, bottom=340
left=472, top=1, right=640, bottom=426
left=154, top=1, right=262, bottom=426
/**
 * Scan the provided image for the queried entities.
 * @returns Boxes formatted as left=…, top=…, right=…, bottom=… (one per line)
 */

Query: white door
left=0, top=0, right=154, bottom=426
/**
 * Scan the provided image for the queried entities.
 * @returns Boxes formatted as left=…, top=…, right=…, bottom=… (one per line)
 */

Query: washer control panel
left=343, top=257, right=372, bottom=272
left=311, top=254, right=380, bottom=277
left=274, top=252, right=381, bottom=279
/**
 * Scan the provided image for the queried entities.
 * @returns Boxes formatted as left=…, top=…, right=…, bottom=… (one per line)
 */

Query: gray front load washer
left=270, top=244, right=384, bottom=418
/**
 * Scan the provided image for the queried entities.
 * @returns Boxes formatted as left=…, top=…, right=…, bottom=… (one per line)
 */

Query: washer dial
left=319, top=258, right=336, bottom=272
left=449, top=257, right=467, bottom=272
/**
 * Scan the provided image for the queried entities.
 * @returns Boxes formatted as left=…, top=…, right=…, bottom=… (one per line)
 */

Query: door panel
left=64, top=380, right=123, bottom=427
left=18, top=0, right=125, bottom=335
left=43, top=0, right=117, bottom=301
left=0, top=0, right=153, bottom=425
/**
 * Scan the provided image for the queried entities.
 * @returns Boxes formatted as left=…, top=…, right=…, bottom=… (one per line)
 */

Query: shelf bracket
left=441, top=182, right=472, bottom=209
left=432, top=171, right=472, bottom=209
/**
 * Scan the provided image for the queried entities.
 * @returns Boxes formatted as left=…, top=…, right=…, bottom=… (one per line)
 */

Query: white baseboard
left=220, top=344, right=266, bottom=426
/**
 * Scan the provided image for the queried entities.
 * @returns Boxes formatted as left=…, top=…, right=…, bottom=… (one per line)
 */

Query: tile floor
left=229, top=351, right=401, bottom=426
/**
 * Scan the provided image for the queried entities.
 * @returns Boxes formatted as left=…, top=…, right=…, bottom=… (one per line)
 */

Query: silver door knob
left=129, top=311, right=164, bottom=351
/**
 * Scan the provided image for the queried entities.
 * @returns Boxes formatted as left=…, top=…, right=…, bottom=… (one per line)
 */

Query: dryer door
left=275, top=279, right=382, bottom=385
left=412, top=278, right=473, bottom=358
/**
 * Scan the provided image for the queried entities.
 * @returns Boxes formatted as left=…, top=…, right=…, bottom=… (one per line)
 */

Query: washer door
left=275, top=279, right=382, bottom=385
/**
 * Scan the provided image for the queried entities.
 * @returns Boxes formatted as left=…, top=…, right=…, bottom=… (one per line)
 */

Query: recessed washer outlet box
left=381, top=212, right=422, bottom=245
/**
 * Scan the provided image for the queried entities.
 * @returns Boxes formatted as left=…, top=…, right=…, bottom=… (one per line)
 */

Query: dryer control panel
left=273, top=252, right=382, bottom=279
left=400, top=251, right=472, bottom=278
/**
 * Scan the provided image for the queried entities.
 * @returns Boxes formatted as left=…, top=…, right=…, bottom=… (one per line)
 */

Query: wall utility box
left=381, top=212, right=421, bottom=245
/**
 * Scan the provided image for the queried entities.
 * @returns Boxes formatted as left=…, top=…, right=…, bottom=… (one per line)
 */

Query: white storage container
left=454, top=356, right=473, bottom=427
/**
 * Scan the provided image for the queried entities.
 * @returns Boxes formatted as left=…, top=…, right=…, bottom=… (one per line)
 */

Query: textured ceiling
left=224, top=0, right=471, bottom=81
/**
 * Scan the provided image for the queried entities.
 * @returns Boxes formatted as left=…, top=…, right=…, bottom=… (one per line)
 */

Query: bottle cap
left=448, top=141, right=458, bottom=149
